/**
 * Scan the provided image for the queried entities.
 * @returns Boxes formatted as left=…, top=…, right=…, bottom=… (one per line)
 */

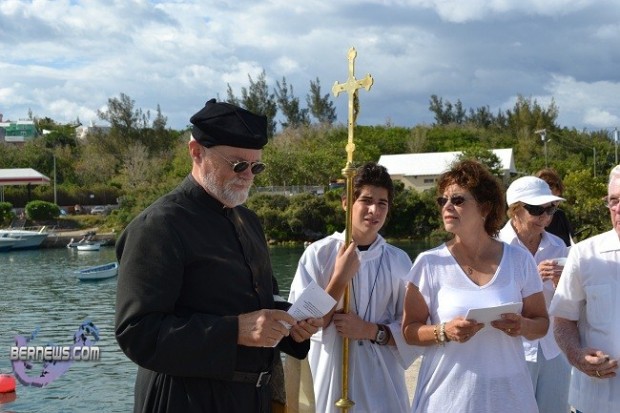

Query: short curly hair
left=437, top=159, right=506, bottom=237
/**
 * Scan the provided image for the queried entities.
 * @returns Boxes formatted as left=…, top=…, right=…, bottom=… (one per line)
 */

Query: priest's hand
left=238, top=309, right=296, bottom=347
left=332, top=312, right=372, bottom=340
left=290, top=318, right=324, bottom=342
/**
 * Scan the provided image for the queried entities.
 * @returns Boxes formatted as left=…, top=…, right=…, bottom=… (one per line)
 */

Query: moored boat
left=74, top=262, right=118, bottom=281
left=0, top=227, right=49, bottom=250
left=76, top=242, right=101, bottom=251
left=67, top=231, right=97, bottom=248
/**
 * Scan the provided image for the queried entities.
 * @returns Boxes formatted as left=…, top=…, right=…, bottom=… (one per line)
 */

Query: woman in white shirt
left=402, top=160, right=549, bottom=413
left=498, top=176, right=570, bottom=413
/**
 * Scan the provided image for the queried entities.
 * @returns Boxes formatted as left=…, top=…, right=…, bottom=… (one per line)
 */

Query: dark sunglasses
left=436, top=195, right=468, bottom=207
left=212, top=150, right=266, bottom=175
left=523, top=203, right=557, bottom=216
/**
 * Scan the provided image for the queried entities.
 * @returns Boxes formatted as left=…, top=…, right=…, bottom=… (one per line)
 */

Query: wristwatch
left=372, top=324, right=389, bottom=345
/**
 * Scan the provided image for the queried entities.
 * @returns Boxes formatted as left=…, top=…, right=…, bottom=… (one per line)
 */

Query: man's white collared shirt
left=550, top=229, right=620, bottom=413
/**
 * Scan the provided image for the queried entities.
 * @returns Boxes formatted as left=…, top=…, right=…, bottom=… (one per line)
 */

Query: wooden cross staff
left=331, top=46, right=373, bottom=412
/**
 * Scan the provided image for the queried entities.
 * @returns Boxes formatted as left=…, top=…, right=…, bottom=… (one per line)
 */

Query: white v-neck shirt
left=407, top=242, right=543, bottom=413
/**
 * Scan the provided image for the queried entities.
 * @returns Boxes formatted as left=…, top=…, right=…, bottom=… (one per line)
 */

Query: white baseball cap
left=506, top=176, right=565, bottom=206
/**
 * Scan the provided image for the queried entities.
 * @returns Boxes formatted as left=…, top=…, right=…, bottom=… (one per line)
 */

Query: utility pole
left=615, top=128, right=618, bottom=165
left=53, top=152, right=57, bottom=205
left=535, top=129, right=548, bottom=167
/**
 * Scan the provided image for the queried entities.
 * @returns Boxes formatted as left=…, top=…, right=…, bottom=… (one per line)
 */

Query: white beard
left=199, top=169, right=250, bottom=207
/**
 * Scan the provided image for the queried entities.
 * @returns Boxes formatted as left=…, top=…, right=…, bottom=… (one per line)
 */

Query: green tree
left=286, top=193, right=337, bottom=240
left=428, top=95, right=454, bottom=125
left=275, top=77, right=310, bottom=129
left=225, top=84, right=240, bottom=106
left=0, top=201, right=14, bottom=225
left=74, top=142, right=119, bottom=186
left=458, top=147, right=504, bottom=178
left=306, top=78, right=336, bottom=125
left=25, top=200, right=60, bottom=220
left=562, top=169, right=609, bottom=237
left=239, top=70, right=278, bottom=138
left=385, top=184, right=439, bottom=239
left=246, top=194, right=290, bottom=241
left=505, top=95, right=559, bottom=137
left=136, top=104, right=171, bottom=155
left=467, top=105, right=494, bottom=129
left=95, top=93, right=142, bottom=160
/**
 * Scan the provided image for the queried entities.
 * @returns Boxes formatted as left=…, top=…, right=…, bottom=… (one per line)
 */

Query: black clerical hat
left=190, top=99, right=268, bottom=149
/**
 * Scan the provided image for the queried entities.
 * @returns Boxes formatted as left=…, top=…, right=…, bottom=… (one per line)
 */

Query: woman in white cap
left=498, top=176, right=571, bottom=413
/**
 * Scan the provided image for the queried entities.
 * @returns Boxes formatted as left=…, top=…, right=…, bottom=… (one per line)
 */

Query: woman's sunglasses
left=436, top=195, right=468, bottom=207
left=523, top=203, right=557, bottom=216
left=212, top=150, right=266, bottom=175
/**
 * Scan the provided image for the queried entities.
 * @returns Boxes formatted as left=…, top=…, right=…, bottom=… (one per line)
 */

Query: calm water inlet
left=0, top=241, right=428, bottom=412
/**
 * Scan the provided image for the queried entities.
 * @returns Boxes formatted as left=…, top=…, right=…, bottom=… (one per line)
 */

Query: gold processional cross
left=332, top=47, right=374, bottom=167
left=331, top=46, right=373, bottom=412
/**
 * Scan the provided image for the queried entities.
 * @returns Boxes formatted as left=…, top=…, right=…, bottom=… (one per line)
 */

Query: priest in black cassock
left=115, top=99, right=321, bottom=413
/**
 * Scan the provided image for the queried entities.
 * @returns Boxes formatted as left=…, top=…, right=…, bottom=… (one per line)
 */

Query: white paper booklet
left=465, top=302, right=523, bottom=326
left=285, top=280, right=336, bottom=328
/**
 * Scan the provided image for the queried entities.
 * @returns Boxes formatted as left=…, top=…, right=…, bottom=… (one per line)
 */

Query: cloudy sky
left=1, top=0, right=619, bottom=133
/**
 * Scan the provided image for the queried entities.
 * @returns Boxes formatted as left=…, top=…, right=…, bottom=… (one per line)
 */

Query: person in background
left=115, top=99, right=321, bottom=413
left=402, top=159, right=549, bottom=413
left=536, top=168, right=574, bottom=246
left=289, top=162, right=419, bottom=413
left=498, top=176, right=571, bottom=412
left=550, top=164, right=620, bottom=413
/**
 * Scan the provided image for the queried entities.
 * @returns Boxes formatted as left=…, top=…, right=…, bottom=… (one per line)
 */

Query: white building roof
left=0, top=168, right=51, bottom=186
left=378, top=148, right=516, bottom=176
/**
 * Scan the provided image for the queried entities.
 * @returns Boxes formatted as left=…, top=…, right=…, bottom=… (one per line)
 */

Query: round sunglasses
left=211, top=150, right=266, bottom=175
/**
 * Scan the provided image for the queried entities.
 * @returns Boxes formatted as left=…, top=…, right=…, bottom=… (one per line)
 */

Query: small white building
left=378, top=148, right=516, bottom=192
left=75, top=121, right=111, bottom=140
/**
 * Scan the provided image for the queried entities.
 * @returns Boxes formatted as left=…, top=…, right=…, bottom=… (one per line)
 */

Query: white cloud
left=541, top=75, right=620, bottom=129
left=371, top=0, right=600, bottom=22
left=583, top=108, right=619, bottom=127
left=0, top=0, right=619, bottom=131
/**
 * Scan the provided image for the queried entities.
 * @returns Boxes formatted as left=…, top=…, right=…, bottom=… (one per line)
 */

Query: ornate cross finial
left=332, top=47, right=374, bottom=165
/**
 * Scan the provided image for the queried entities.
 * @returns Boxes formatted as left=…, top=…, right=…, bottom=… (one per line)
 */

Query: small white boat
left=76, top=242, right=101, bottom=251
left=67, top=231, right=97, bottom=248
left=74, top=262, right=118, bottom=281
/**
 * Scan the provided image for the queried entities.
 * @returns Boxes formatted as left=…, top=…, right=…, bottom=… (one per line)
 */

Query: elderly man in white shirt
left=549, top=165, right=620, bottom=413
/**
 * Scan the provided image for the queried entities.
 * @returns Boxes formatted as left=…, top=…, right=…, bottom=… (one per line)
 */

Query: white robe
left=288, top=232, right=420, bottom=413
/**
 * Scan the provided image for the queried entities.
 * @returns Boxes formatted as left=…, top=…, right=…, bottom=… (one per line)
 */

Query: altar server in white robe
left=289, top=162, right=420, bottom=413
